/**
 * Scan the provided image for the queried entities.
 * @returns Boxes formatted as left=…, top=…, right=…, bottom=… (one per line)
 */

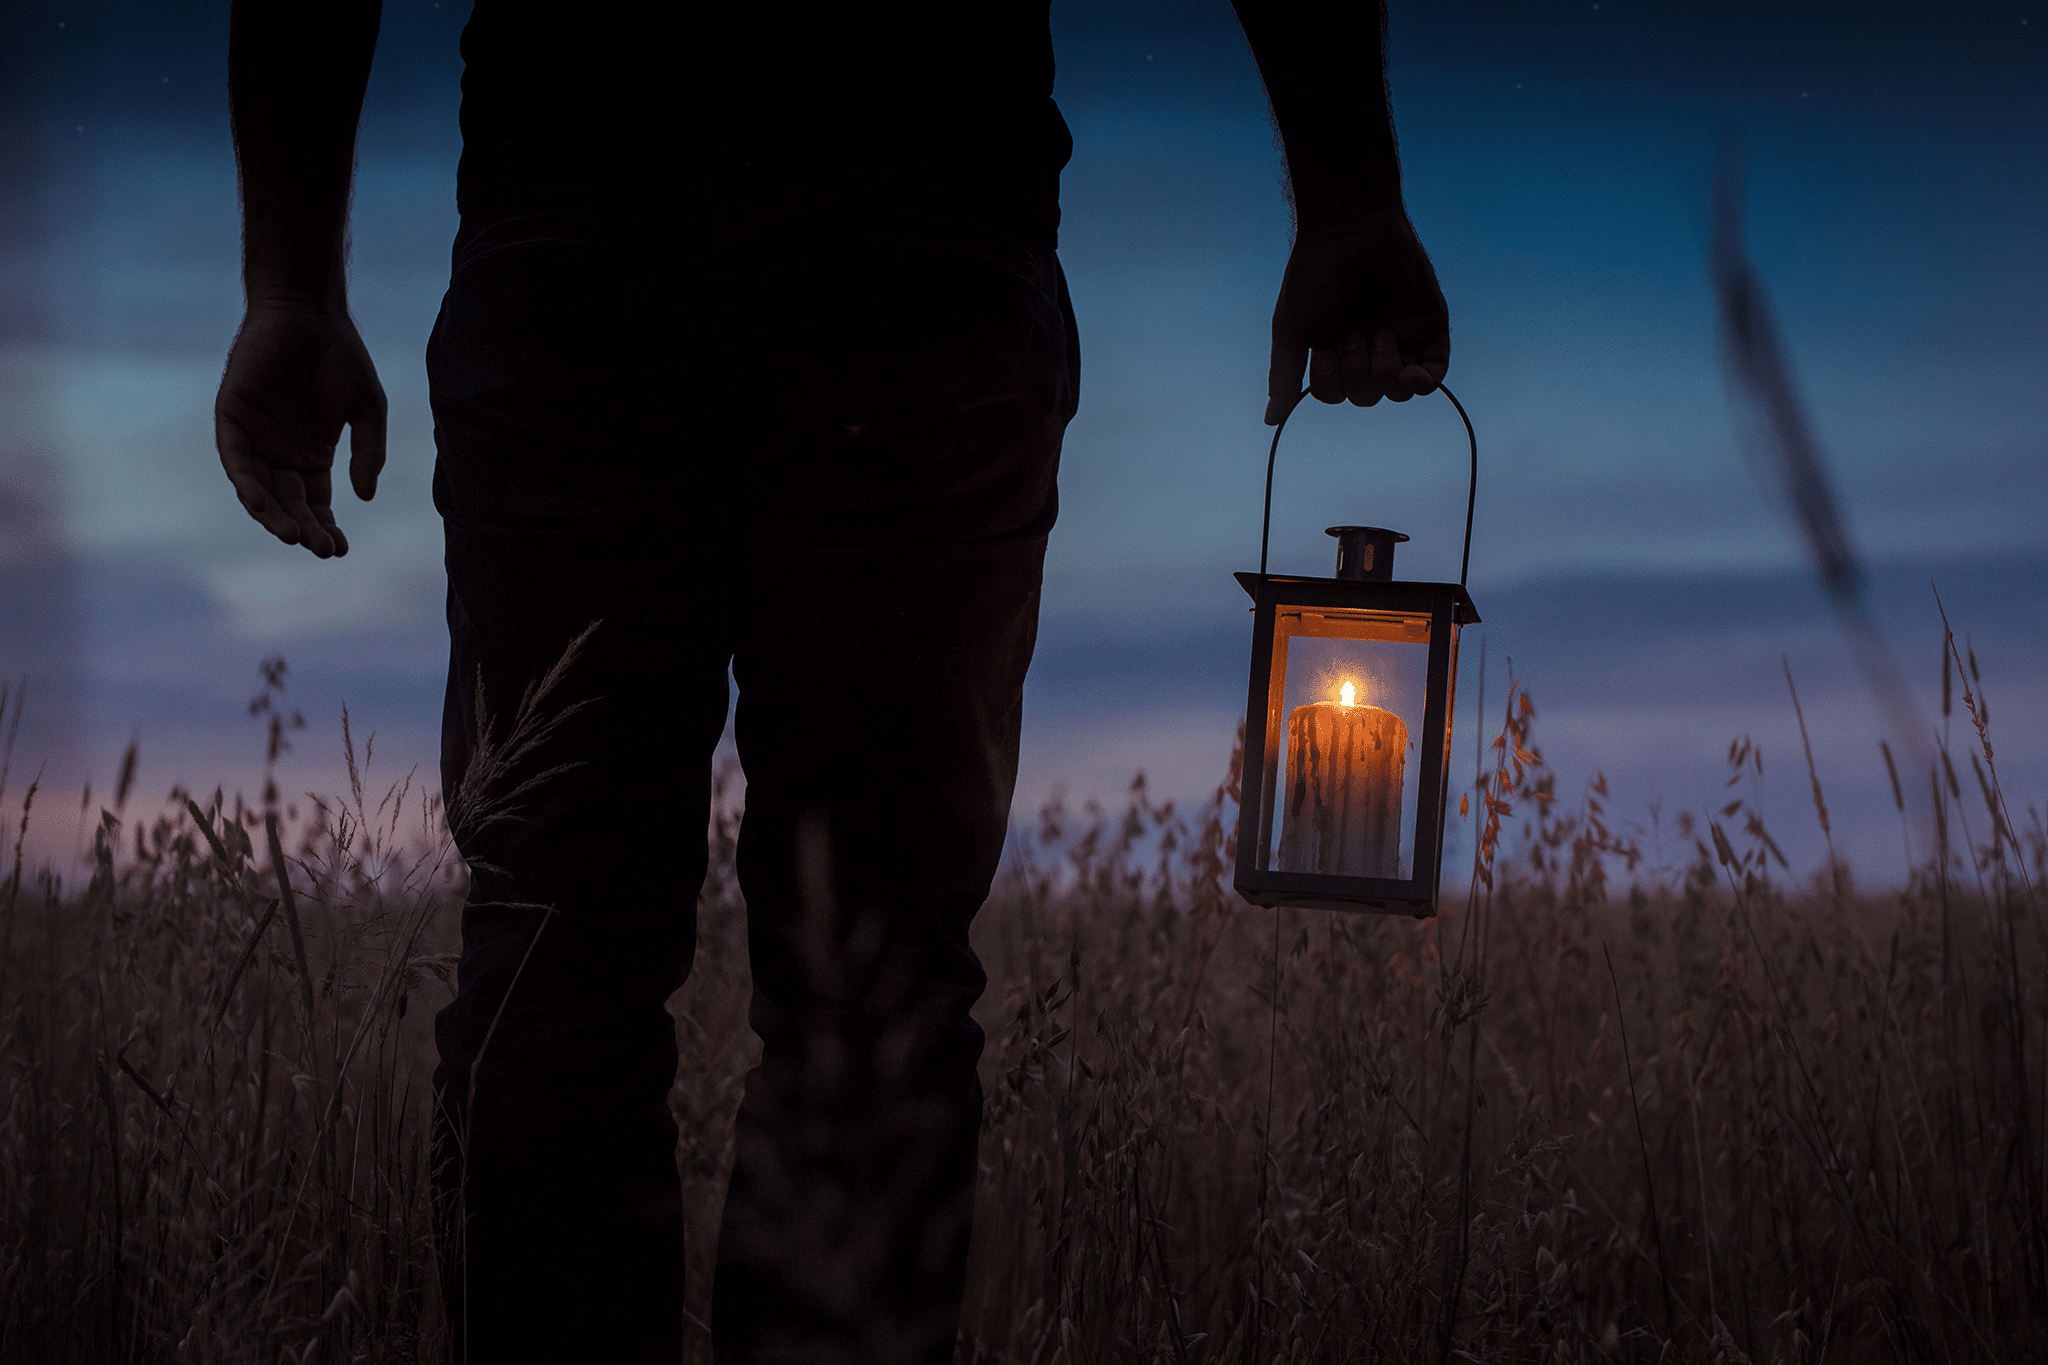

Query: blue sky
left=2, top=0, right=2043, bottom=881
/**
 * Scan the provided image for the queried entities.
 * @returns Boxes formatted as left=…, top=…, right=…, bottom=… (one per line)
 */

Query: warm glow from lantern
left=1339, top=680, right=1357, bottom=707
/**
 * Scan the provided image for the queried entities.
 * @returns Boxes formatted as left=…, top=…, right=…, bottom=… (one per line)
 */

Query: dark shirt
left=453, top=1, right=1073, bottom=245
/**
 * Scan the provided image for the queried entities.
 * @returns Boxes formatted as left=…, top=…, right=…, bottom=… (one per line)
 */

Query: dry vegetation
left=1, top=629, right=2044, bottom=1364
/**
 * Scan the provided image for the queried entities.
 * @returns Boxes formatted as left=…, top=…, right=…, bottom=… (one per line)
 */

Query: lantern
left=1233, top=390, right=1480, bottom=918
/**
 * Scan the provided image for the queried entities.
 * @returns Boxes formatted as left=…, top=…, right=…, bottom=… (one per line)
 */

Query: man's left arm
left=215, top=0, right=387, bottom=559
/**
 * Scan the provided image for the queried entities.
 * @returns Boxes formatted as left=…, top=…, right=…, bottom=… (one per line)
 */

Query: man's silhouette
left=215, top=3, right=1448, bottom=1361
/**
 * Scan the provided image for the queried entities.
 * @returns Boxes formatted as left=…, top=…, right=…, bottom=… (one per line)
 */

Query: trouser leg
left=710, top=534, right=1046, bottom=1365
left=429, top=524, right=732, bottom=1364
left=702, top=236, right=1074, bottom=1365
left=424, top=233, right=731, bottom=1363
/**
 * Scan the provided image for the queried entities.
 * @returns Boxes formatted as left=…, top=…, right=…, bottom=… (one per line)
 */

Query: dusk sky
left=2, top=0, right=2042, bottom=881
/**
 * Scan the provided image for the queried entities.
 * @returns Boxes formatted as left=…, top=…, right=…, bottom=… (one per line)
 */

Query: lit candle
left=1277, top=678, right=1407, bottom=877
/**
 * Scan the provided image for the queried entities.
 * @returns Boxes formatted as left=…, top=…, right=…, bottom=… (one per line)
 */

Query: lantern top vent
left=1326, top=526, right=1407, bottom=581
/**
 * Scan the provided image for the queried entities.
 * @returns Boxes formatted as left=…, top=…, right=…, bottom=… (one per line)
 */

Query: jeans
left=425, top=194, right=1077, bottom=1364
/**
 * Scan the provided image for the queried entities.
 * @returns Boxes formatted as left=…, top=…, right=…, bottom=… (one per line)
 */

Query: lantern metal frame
left=1232, top=387, right=1481, bottom=918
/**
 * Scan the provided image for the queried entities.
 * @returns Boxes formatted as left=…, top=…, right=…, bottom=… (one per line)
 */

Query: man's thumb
left=1266, top=333, right=1310, bottom=425
left=349, top=399, right=387, bottom=501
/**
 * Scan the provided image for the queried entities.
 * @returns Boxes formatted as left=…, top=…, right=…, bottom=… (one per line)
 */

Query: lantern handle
left=1257, top=382, right=1478, bottom=588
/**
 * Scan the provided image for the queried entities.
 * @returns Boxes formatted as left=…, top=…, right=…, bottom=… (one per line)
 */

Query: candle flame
left=1339, top=680, right=1357, bottom=708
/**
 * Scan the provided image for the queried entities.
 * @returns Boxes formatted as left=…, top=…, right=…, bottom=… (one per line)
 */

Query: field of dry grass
left=1, top=632, right=2043, bottom=1363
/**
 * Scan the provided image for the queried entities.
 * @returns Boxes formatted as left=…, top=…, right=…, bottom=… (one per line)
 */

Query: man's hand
left=220, top=0, right=382, bottom=556
left=215, top=301, right=387, bottom=558
left=1266, top=206, right=1449, bottom=424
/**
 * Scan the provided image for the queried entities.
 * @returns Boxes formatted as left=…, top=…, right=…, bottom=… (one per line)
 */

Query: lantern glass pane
left=1255, top=606, right=1432, bottom=881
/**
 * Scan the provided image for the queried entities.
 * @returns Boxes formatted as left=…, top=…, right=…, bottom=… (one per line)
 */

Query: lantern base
left=1236, top=882, right=1437, bottom=919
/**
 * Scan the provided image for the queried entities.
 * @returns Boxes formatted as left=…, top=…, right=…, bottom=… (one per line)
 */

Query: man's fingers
left=303, top=465, right=346, bottom=557
left=1398, top=362, right=1441, bottom=397
left=1338, top=331, right=1384, bottom=408
left=1369, top=328, right=1453, bottom=402
left=1369, top=330, right=1415, bottom=401
left=268, top=469, right=320, bottom=549
left=242, top=487, right=302, bottom=544
left=218, top=420, right=346, bottom=556
left=1272, top=324, right=1453, bottom=418
left=1385, top=324, right=1452, bottom=401
left=269, top=468, right=338, bottom=559
left=218, top=420, right=306, bottom=544
left=1307, top=346, right=1346, bottom=406
left=314, top=504, right=349, bottom=558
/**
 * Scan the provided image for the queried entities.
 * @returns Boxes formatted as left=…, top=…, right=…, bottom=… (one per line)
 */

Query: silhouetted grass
left=1, top=632, right=2043, bottom=1363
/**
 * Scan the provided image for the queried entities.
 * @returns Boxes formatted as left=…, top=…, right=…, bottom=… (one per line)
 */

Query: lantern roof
left=1233, top=571, right=1481, bottom=626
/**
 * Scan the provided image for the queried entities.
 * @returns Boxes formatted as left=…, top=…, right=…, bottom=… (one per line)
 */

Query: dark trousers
left=425, top=199, right=1077, bottom=1363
